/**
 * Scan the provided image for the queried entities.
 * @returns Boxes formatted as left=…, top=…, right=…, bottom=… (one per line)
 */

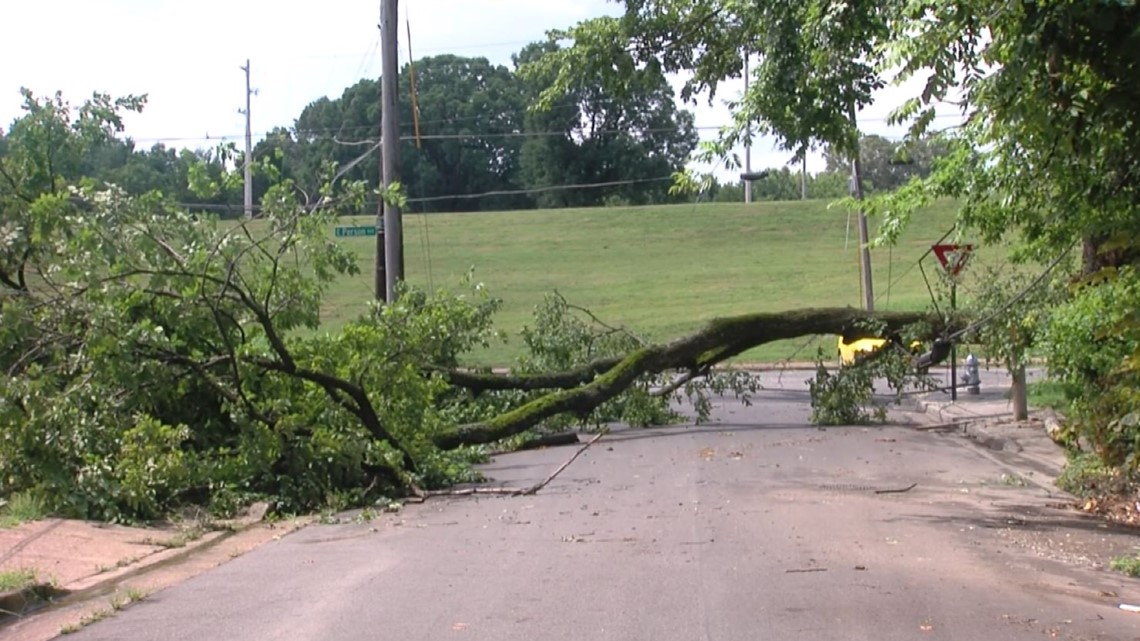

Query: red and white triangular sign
left=932, top=244, right=974, bottom=277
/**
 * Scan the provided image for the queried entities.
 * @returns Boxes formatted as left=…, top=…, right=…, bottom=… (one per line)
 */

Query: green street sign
left=334, top=225, right=378, bottom=238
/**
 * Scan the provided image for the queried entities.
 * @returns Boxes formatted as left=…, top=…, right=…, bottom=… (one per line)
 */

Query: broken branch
left=419, top=429, right=607, bottom=499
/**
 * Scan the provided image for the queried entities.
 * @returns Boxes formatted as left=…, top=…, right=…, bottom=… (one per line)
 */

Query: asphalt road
left=67, top=370, right=1140, bottom=641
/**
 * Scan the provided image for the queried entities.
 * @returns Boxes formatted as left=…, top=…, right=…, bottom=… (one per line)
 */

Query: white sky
left=0, top=0, right=961, bottom=182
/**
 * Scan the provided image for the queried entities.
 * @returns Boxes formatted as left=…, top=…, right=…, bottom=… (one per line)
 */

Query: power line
left=173, top=175, right=677, bottom=212
left=404, top=176, right=675, bottom=204
left=947, top=246, right=1072, bottom=342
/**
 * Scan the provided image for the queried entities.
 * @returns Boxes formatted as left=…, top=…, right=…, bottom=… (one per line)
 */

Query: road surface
left=64, top=370, right=1140, bottom=640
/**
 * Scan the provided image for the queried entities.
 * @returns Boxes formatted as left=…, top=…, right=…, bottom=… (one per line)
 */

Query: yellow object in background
left=836, top=336, right=922, bottom=365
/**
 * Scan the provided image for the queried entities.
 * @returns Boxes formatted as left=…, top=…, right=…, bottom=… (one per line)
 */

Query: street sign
left=335, top=226, right=377, bottom=238
left=932, top=243, right=974, bottom=277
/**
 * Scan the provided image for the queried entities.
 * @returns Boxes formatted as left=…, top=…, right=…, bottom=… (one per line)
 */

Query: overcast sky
left=1, top=0, right=959, bottom=180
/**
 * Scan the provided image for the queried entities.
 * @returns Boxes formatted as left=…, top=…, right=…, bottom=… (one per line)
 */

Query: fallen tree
left=434, top=307, right=946, bottom=449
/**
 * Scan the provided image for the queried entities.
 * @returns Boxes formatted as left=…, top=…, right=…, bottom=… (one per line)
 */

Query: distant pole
left=743, top=54, right=752, bottom=204
left=801, top=154, right=807, bottom=200
left=848, top=103, right=874, bottom=311
left=240, top=59, right=253, bottom=219
left=380, top=0, right=403, bottom=303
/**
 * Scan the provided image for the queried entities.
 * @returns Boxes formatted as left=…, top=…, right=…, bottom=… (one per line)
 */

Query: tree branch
left=251, top=357, right=418, bottom=474
left=650, top=365, right=711, bottom=398
left=435, top=356, right=623, bottom=393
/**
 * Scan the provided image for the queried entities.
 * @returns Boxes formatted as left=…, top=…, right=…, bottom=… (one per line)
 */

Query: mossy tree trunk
left=435, top=307, right=949, bottom=449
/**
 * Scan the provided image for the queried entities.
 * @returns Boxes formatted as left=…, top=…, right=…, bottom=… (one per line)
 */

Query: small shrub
left=0, top=567, right=38, bottom=591
left=1110, top=554, right=1140, bottom=577
left=1056, top=452, right=1137, bottom=499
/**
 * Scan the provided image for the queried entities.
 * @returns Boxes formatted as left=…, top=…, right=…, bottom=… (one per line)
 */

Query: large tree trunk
left=1082, top=233, right=1140, bottom=278
left=434, top=307, right=951, bottom=449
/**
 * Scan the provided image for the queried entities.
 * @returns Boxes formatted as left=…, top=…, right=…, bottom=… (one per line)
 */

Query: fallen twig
left=785, top=568, right=828, bottom=574
left=914, top=422, right=962, bottom=431
left=513, top=429, right=608, bottom=496
left=414, top=429, right=608, bottom=501
left=874, top=482, right=918, bottom=494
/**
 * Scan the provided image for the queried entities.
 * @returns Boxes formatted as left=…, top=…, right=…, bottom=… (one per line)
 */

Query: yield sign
left=932, top=244, right=975, bottom=277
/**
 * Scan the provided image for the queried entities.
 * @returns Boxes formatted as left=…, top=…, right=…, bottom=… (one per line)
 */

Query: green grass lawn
left=318, top=198, right=985, bottom=366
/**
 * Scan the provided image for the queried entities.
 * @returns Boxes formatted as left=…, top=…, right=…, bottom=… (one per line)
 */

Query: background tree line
left=251, top=42, right=703, bottom=213
left=706, top=134, right=946, bottom=203
left=1, top=45, right=946, bottom=216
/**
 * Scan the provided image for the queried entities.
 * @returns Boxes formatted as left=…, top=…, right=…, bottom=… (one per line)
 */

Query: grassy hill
left=317, top=198, right=977, bottom=365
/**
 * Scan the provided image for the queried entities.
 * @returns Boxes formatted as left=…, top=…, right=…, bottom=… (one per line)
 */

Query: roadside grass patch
left=0, top=492, right=48, bottom=528
left=1056, top=452, right=1137, bottom=499
left=1027, top=379, right=1073, bottom=412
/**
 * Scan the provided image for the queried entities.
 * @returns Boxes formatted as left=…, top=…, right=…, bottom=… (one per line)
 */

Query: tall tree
left=399, top=55, right=530, bottom=212
left=515, top=41, right=699, bottom=208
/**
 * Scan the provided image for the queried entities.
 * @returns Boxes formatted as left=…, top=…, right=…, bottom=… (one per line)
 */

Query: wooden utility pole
left=848, top=105, right=874, bottom=311
left=801, top=155, right=807, bottom=200
left=373, top=21, right=387, bottom=301
left=379, top=0, right=404, bottom=303
left=240, top=59, right=253, bottom=219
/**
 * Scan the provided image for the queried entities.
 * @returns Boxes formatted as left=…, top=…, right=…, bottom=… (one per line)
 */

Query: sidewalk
left=0, top=506, right=309, bottom=641
left=908, top=366, right=1070, bottom=485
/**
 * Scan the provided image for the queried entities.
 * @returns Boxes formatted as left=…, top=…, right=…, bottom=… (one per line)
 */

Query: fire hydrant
left=964, top=353, right=981, bottom=395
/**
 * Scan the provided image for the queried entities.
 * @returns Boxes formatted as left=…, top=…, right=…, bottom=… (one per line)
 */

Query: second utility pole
left=848, top=104, right=874, bottom=311
left=240, top=59, right=253, bottom=219
left=378, top=0, right=404, bottom=303
left=743, top=54, right=752, bottom=204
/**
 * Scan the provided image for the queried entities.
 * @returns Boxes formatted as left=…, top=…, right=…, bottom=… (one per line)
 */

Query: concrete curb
left=0, top=528, right=228, bottom=622
left=910, top=395, right=1072, bottom=489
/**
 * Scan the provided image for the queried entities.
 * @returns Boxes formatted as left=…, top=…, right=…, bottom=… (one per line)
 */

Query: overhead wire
left=404, top=9, right=434, bottom=291
left=404, top=176, right=675, bottom=204
left=946, top=245, right=1072, bottom=342
left=123, top=112, right=966, bottom=146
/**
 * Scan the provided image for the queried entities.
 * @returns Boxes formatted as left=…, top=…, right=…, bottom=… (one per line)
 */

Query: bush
left=1043, top=267, right=1140, bottom=467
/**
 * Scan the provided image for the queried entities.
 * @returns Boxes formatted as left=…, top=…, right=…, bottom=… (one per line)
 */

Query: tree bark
left=434, top=307, right=948, bottom=449
left=436, top=357, right=623, bottom=394
left=1011, top=364, right=1028, bottom=421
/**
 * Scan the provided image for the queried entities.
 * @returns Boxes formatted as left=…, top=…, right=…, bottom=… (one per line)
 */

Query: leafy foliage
left=1043, top=267, right=1140, bottom=465
left=513, top=292, right=678, bottom=429
left=808, top=340, right=934, bottom=426
left=961, top=264, right=1066, bottom=374
left=251, top=49, right=698, bottom=213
